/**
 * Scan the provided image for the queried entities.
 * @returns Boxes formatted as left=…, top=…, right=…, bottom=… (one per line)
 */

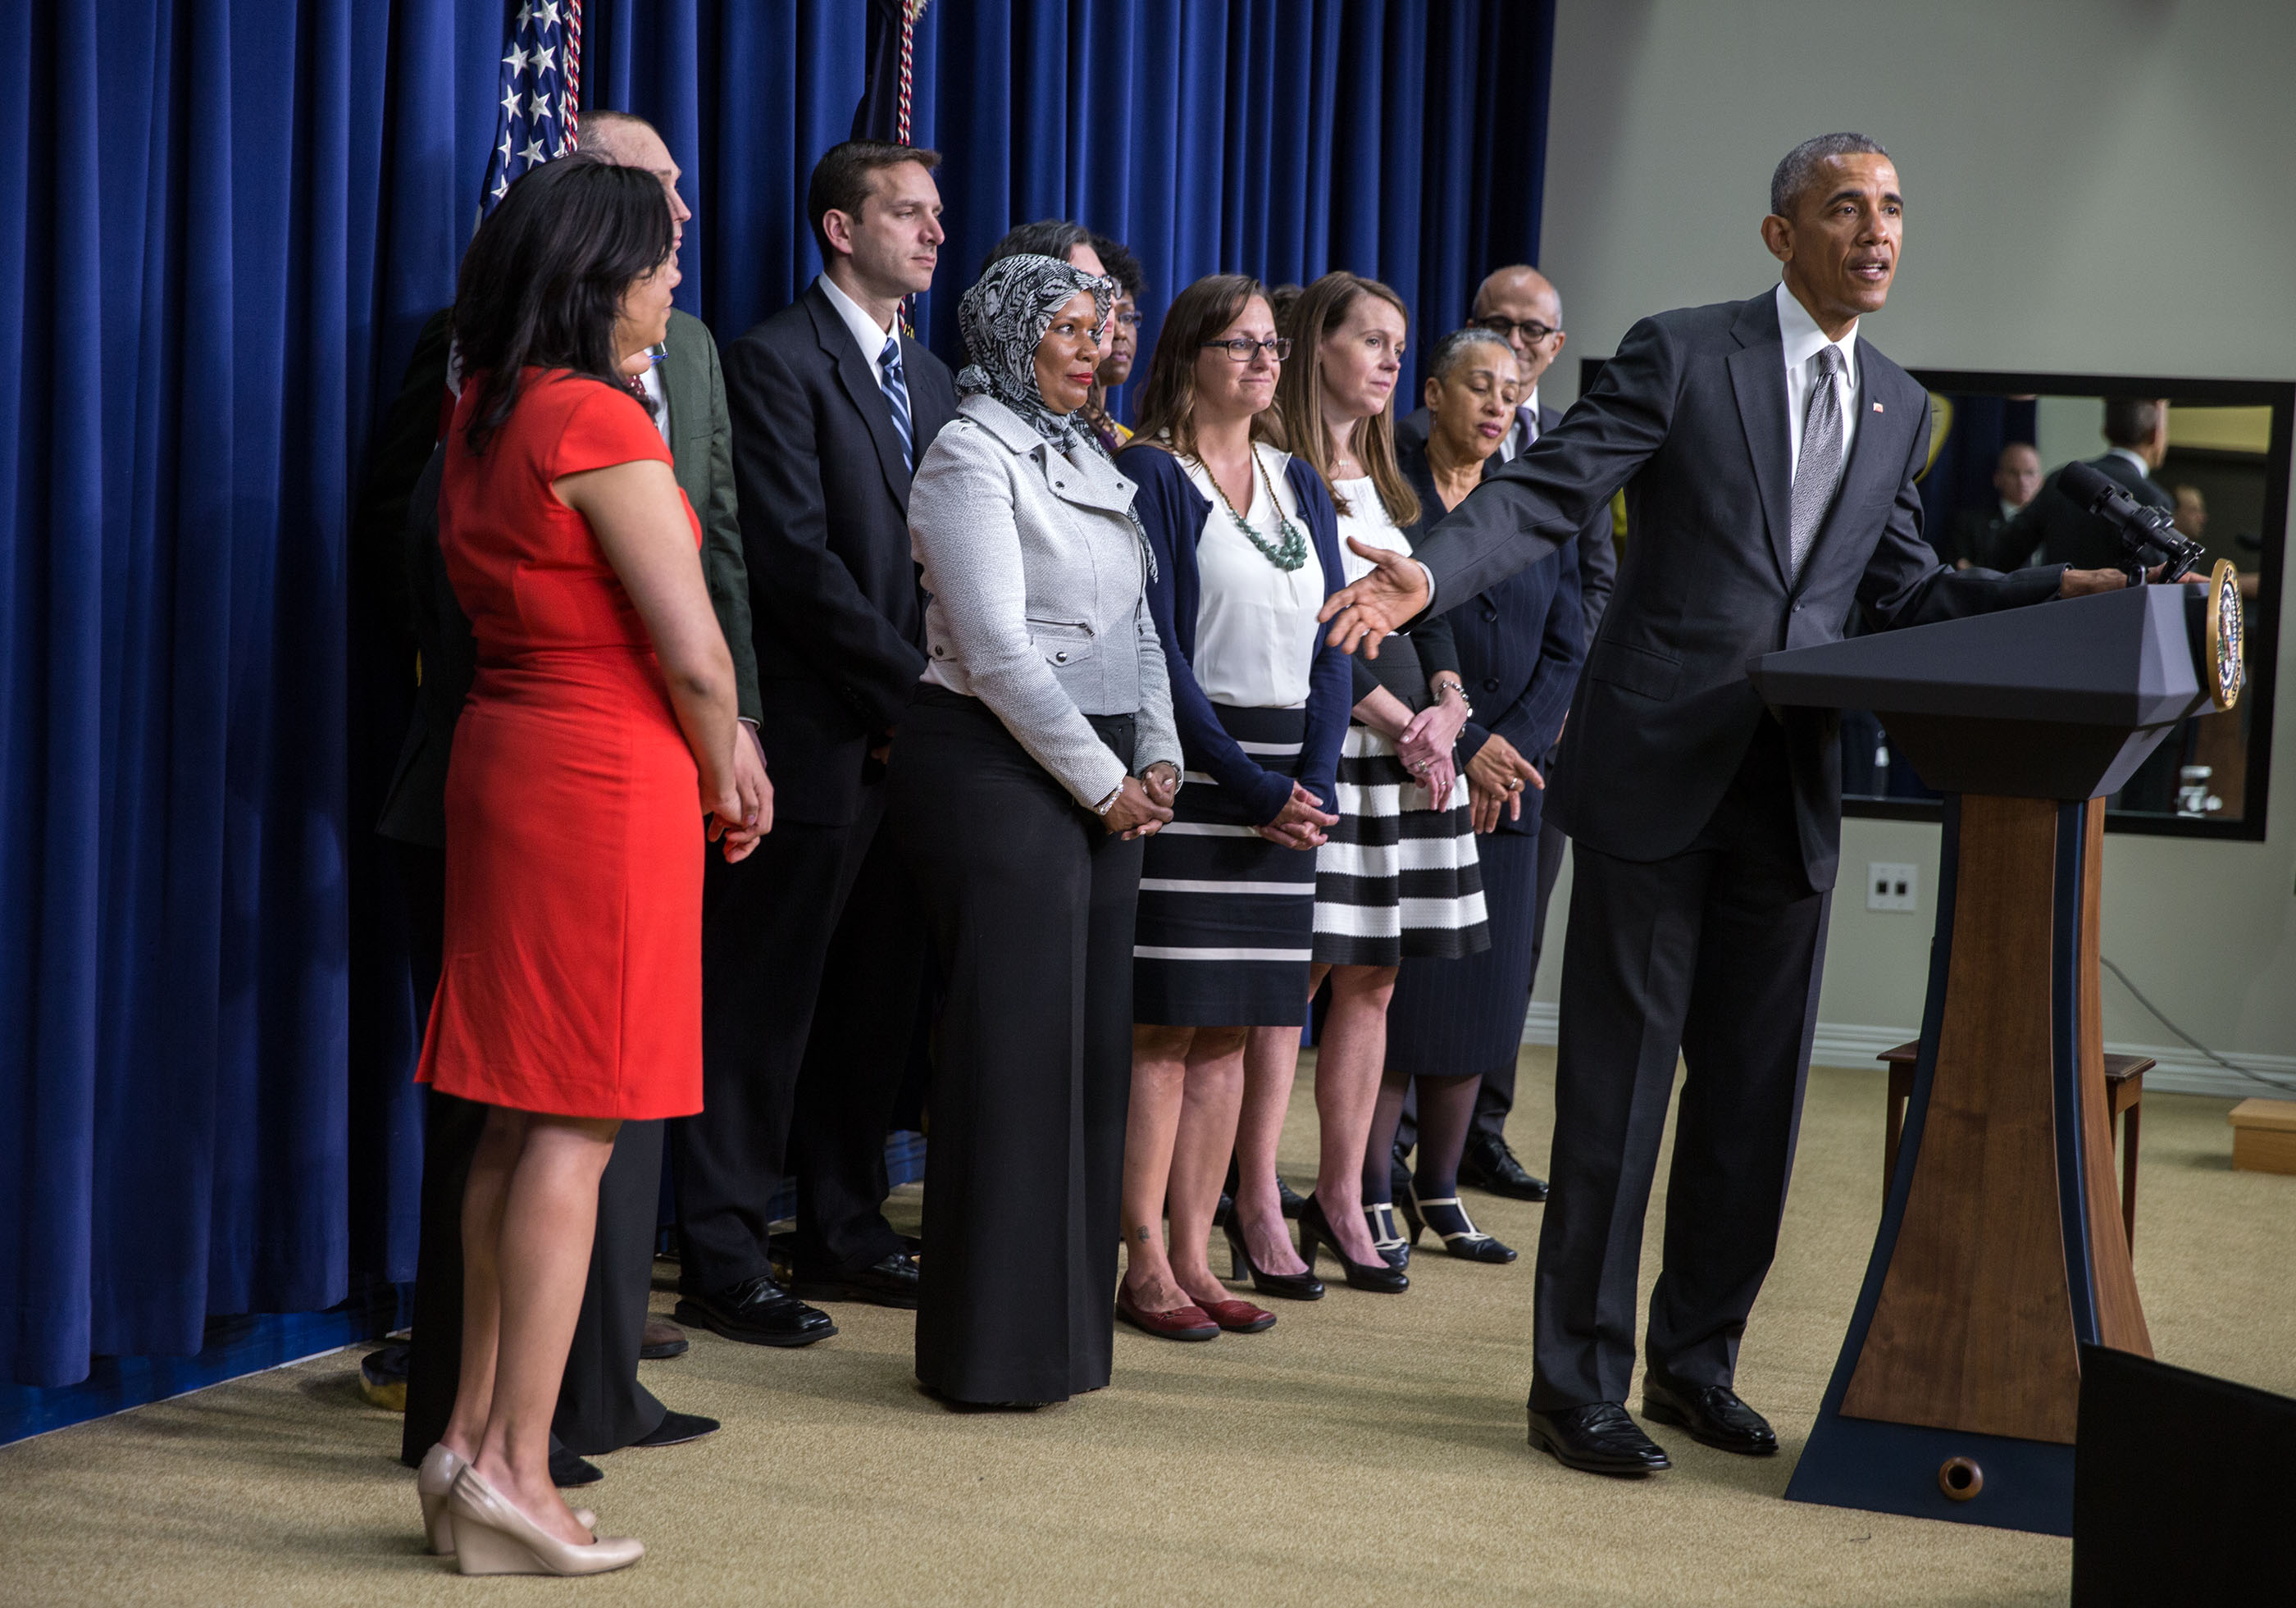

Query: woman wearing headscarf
left=890, top=253, right=1183, bottom=1408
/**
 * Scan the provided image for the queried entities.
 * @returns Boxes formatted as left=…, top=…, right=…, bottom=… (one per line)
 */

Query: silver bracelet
left=1094, top=781, right=1123, bottom=817
left=1434, top=679, right=1473, bottom=720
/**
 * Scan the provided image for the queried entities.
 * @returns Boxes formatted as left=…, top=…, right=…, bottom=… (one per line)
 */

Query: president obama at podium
left=1320, top=134, right=2140, bottom=1478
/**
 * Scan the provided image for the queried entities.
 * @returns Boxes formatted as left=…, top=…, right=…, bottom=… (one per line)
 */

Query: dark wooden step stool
left=1878, top=1040, right=2150, bottom=1250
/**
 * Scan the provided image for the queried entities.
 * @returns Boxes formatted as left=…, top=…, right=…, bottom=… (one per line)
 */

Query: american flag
left=481, top=0, right=584, bottom=215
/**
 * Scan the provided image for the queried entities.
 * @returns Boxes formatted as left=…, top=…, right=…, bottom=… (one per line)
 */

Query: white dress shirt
left=1774, top=282, right=1861, bottom=481
left=636, top=354, right=672, bottom=446
left=818, top=270, right=900, bottom=366
left=1181, top=445, right=1321, bottom=709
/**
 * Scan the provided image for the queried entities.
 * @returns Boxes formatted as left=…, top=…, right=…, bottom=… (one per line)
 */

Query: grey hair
left=1425, top=326, right=1517, bottom=385
left=1770, top=133, right=1889, bottom=216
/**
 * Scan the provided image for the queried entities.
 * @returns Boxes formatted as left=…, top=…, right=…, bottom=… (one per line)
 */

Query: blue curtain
left=2, top=0, right=1550, bottom=1391
left=862, top=0, right=1556, bottom=394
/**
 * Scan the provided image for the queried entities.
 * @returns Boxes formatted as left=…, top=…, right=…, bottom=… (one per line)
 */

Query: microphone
left=2058, top=460, right=2205, bottom=582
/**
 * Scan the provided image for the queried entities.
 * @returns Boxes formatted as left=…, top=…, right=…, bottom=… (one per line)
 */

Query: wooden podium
left=1747, top=583, right=2225, bottom=1535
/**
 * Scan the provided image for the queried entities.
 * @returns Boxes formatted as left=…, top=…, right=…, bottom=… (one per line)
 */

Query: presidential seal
left=2205, top=558, right=2245, bottom=712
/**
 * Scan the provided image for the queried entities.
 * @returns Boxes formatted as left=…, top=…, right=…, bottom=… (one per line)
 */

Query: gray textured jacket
left=909, top=392, right=1182, bottom=807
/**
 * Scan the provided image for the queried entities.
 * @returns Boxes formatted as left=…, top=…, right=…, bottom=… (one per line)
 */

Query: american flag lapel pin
left=1873, top=401, right=1884, bottom=412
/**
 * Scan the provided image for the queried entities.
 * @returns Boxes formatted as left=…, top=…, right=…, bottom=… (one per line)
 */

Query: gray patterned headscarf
left=957, top=253, right=1117, bottom=458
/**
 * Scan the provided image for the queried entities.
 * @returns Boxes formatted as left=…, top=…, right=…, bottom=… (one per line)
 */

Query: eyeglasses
left=1114, top=310, right=1143, bottom=330
left=1477, top=315, right=1563, bottom=345
left=1201, top=336, right=1292, bottom=362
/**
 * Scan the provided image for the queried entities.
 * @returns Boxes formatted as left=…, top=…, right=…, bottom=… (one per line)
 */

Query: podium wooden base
left=1785, top=795, right=2151, bottom=1535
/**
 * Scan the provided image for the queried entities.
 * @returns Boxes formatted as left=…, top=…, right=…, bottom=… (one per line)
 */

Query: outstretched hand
left=1319, top=539, right=1430, bottom=658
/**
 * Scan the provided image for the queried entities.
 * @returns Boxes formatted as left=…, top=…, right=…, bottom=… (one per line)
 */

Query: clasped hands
left=1466, top=733, right=1544, bottom=834
left=1103, top=762, right=1181, bottom=840
left=1256, top=782, right=1339, bottom=849
left=704, top=723, right=774, bottom=863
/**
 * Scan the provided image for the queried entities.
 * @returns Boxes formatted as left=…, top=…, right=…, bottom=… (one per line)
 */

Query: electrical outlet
left=1866, top=862, right=1919, bottom=913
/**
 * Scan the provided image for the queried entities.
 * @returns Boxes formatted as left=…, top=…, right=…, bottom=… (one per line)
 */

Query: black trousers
left=672, top=779, right=922, bottom=1292
left=1528, top=722, right=1829, bottom=1410
left=395, top=844, right=666, bottom=1467
left=1468, top=809, right=1570, bottom=1144
left=890, top=690, right=1141, bottom=1405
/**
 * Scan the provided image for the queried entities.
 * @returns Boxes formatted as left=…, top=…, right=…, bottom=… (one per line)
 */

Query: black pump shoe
left=1401, top=1187, right=1517, bottom=1264
left=1223, top=1220, right=1324, bottom=1301
left=1295, top=1193, right=1407, bottom=1293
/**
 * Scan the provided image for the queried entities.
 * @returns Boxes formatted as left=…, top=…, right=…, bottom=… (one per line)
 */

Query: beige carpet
left=4, top=1050, right=2291, bottom=1607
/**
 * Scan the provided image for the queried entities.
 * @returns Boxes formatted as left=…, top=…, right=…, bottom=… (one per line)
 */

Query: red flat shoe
left=1195, top=1296, right=1275, bottom=1333
left=1116, top=1282, right=1219, bottom=1342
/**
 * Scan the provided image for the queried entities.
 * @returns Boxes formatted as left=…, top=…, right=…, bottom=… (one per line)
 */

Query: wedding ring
left=1506, top=777, right=1524, bottom=791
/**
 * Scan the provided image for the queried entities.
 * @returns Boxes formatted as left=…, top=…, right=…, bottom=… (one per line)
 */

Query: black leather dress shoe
left=549, top=1446, right=604, bottom=1487
left=629, top=1410, right=719, bottom=1449
left=1461, top=1132, right=1549, bottom=1201
left=1527, top=1401, right=1672, bottom=1477
left=1275, top=1174, right=1307, bottom=1219
left=1639, top=1371, right=1778, bottom=1455
left=674, top=1273, right=838, bottom=1347
left=791, top=1250, right=922, bottom=1310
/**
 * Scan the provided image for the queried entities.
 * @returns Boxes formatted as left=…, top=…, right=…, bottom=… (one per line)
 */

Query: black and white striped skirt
left=1132, top=704, right=1319, bottom=1027
left=1312, top=725, right=1488, bottom=967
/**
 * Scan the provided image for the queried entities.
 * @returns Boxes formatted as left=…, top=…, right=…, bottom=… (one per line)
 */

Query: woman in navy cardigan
left=1113, top=276, right=1353, bottom=1335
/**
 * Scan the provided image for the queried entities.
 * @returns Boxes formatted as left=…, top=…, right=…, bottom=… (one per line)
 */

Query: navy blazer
left=1401, top=438, right=1585, bottom=839
left=1118, top=444, right=1353, bottom=823
left=1408, top=289, right=2066, bottom=890
left=722, top=280, right=959, bottom=825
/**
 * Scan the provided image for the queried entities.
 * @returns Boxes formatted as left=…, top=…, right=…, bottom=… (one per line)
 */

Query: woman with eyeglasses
left=891, top=253, right=1181, bottom=1408
left=1113, top=276, right=1352, bottom=1337
left=1246, top=271, right=1488, bottom=1291
left=1374, top=326, right=1584, bottom=1266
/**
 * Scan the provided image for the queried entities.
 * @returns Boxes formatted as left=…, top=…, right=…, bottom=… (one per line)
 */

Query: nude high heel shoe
left=447, top=1466, right=640, bottom=1576
left=417, top=1444, right=595, bottom=1557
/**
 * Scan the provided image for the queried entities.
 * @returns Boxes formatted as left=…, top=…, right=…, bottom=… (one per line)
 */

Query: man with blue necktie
left=672, top=140, right=959, bottom=1346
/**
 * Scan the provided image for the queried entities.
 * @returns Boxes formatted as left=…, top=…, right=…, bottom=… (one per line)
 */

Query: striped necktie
left=878, top=334, right=913, bottom=472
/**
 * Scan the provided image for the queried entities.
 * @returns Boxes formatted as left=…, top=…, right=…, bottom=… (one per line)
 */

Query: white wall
left=1530, top=0, right=2296, bottom=1072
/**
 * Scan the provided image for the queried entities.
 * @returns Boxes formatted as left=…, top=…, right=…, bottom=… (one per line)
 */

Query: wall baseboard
left=1519, top=1004, right=2290, bottom=1103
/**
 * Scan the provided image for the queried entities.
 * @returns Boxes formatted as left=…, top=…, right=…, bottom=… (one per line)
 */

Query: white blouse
left=1332, top=474, right=1411, bottom=583
left=1180, top=444, right=1323, bottom=709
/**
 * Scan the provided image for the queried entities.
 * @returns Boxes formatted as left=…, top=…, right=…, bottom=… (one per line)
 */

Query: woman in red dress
left=412, top=157, right=764, bottom=1577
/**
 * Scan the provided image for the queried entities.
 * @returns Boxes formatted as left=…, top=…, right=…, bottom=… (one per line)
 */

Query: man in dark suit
left=1942, top=440, right=2042, bottom=569
left=672, top=139, right=959, bottom=1344
left=376, top=112, right=758, bottom=1474
left=1321, top=134, right=2139, bottom=1478
left=2001, top=398, right=2176, bottom=572
left=1396, top=266, right=1610, bottom=1202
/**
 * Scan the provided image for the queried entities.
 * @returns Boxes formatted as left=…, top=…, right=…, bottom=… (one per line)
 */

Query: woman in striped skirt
left=1245, top=273, right=1491, bottom=1291
left=1376, top=328, right=1585, bottom=1266
left=1114, top=276, right=1353, bottom=1338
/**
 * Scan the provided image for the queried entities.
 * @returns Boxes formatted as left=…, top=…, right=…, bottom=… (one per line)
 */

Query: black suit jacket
left=2002, top=451, right=2173, bottom=573
left=1400, top=399, right=1616, bottom=645
left=1406, top=289, right=2066, bottom=890
left=722, top=280, right=959, bottom=825
left=375, top=307, right=758, bottom=846
left=1943, top=503, right=2020, bottom=570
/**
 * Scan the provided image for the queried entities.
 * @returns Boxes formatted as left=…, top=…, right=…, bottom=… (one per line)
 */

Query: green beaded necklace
left=1198, top=446, right=1310, bottom=572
